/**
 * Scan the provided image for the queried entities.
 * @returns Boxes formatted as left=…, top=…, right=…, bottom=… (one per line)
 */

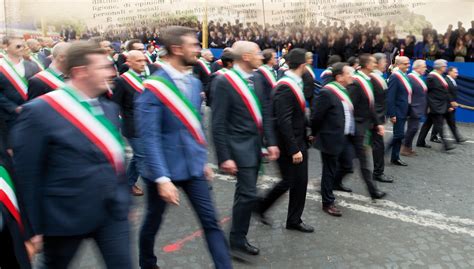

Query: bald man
left=112, top=50, right=148, bottom=196
left=26, top=39, right=50, bottom=70
left=28, top=42, right=70, bottom=100
left=193, top=49, right=213, bottom=102
left=212, top=41, right=279, bottom=256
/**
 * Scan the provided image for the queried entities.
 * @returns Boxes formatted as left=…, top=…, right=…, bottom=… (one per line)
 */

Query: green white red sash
left=306, top=65, right=316, bottom=80
left=408, top=72, right=427, bottom=93
left=277, top=76, right=305, bottom=111
left=121, top=70, right=144, bottom=93
left=392, top=70, right=412, bottom=104
left=320, top=68, right=332, bottom=79
left=324, top=81, right=354, bottom=111
left=370, top=72, right=388, bottom=90
left=145, top=52, right=154, bottom=64
left=35, top=68, right=65, bottom=90
left=154, top=58, right=164, bottom=68
left=0, top=166, right=22, bottom=230
left=215, top=69, right=228, bottom=76
left=197, top=58, right=211, bottom=75
left=143, top=76, right=206, bottom=145
left=30, top=53, right=45, bottom=70
left=258, top=65, right=277, bottom=87
left=224, top=69, right=263, bottom=131
left=0, top=58, right=28, bottom=100
left=429, top=71, right=448, bottom=89
left=353, top=72, right=375, bottom=108
left=41, top=86, right=125, bottom=173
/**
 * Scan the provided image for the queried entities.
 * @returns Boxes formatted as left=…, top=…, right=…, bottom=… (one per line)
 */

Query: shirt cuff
left=155, top=176, right=171, bottom=183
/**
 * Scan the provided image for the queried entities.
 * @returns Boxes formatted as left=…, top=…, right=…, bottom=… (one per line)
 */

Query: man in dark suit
left=136, top=27, right=231, bottom=269
left=193, top=49, right=213, bottom=100
left=320, top=55, right=342, bottom=86
left=26, top=39, right=50, bottom=70
left=303, top=51, right=316, bottom=103
left=401, top=60, right=427, bottom=156
left=11, top=41, right=131, bottom=268
left=253, top=48, right=277, bottom=115
left=256, top=48, right=314, bottom=233
left=211, top=48, right=231, bottom=73
left=117, top=39, right=142, bottom=74
left=444, top=67, right=465, bottom=143
left=0, top=37, right=40, bottom=148
left=212, top=41, right=279, bottom=256
left=27, top=42, right=69, bottom=100
left=206, top=49, right=234, bottom=107
left=311, top=63, right=353, bottom=217
left=416, top=60, right=456, bottom=151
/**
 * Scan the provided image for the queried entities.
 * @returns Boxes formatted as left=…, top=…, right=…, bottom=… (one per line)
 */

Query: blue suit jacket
left=135, top=69, right=207, bottom=182
left=387, top=72, right=410, bottom=119
left=408, top=74, right=427, bottom=118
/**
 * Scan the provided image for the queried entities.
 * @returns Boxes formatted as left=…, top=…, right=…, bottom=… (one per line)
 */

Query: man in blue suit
left=135, top=26, right=232, bottom=269
left=11, top=41, right=131, bottom=268
left=387, top=56, right=411, bottom=166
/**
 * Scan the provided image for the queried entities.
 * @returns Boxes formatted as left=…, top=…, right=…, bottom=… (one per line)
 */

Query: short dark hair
left=65, top=41, right=105, bottom=74
left=327, top=55, right=342, bottom=67
left=447, top=66, right=457, bottom=73
left=347, top=56, right=359, bottom=67
left=126, top=39, right=142, bottom=51
left=146, top=44, right=154, bottom=50
left=358, top=53, right=374, bottom=68
left=262, top=48, right=275, bottom=64
left=160, top=26, right=196, bottom=56
left=332, top=62, right=348, bottom=79
left=220, top=50, right=234, bottom=68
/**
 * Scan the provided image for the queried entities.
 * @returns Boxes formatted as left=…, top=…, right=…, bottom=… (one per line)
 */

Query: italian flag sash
left=197, top=58, right=211, bottom=75
left=41, top=87, right=125, bottom=173
left=0, top=58, right=28, bottom=100
left=30, top=53, right=45, bottom=70
left=429, top=71, right=448, bottom=89
left=224, top=69, right=263, bottom=131
left=393, top=70, right=413, bottom=104
left=353, top=72, right=375, bottom=108
left=143, top=76, right=206, bottom=145
left=0, top=166, right=22, bottom=230
left=370, top=72, right=388, bottom=90
left=306, top=64, right=316, bottom=80
left=408, top=72, right=427, bottom=93
left=155, top=58, right=164, bottom=68
left=277, top=76, right=305, bottom=112
left=258, top=65, right=277, bottom=87
left=145, top=52, right=154, bottom=64
left=216, top=59, right=223, bottom=66
left=35, top=68, right=65, bottom=90
left=121, top=70, right=144, bottom=93
left=214, top=69, right=228, bottom=76
left=320, top=68, right=332, bottom=79
left=324, top=82, right=354, bottom=111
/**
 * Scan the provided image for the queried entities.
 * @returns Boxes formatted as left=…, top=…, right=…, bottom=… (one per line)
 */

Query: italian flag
left=0, top=166, right=22, bottom=230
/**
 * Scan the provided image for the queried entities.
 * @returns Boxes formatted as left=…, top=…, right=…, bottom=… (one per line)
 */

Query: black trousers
left=371, top=128, right=385, bottom=177
left=431, top=111, right=462, bottom=142
left=320, top=152, right=338, bottom=206
left=417, top=113, right=450, bottom=149
left=335, top=135, right=378, bottom=196
left=260, top=151, right=308, bottom=226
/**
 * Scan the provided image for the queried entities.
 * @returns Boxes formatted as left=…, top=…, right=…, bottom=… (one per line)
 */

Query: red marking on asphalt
left=162, top=216, right=231, bottom=253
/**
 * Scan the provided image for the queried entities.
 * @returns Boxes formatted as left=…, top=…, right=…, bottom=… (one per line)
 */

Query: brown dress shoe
left=322, top=204, right=342, bottom=217
left=131, top=184, right=144, bottom=196
left=400, top=145, right=416, bottom=157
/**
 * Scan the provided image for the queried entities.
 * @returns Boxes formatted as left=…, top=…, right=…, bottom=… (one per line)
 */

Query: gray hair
left=412, top=59, right=426, bottom=69
left=433, top=59, right=448, bottom=70
left=231, top=41, right=258, bottom=60
left=201, top=49, right=212, bottom=56
left=373, top=53, right=386, bottom=63
left=52, top=42, right=70, bottom=59
left=395, top=56, right=409, bottom=65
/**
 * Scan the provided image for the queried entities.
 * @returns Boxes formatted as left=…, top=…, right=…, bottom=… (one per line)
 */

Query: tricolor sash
left=429, top=71, right=449, bottom=89
left=305, top=65, right=316, bottom=80
left=197, top=58, right=211, bottom=75
left=216, top=59, right=223, bottom=66
left=154, top=58, right=165, bottom=68
left=408, top=72, right=427, bottom=93
left=353, top=72, right=375, bottom=108
left=370, top=72, right=388, bottom=90
left=277, top=76, right=305, bottom=112
left=143, top=76, right=206, bottom=145
left=30, top=54, right=45, bottom=70
left=145, top=52, right=154, bottom=64
left=392, top=70, right=413, bottom=104
left=224, top=69, right=263, bottom=131
left=35, top=68, right=66, bottom=90
left=41, top=87, right=125, bottom=173
left=121, top=70, right=144, bottom=93
left=258, top=65, right=277, bottom=87
left=324, top=82, right=354, bottom=111
left=0, top=58, right=28, bottom=100
left=320, top=68, right=332, bottom=79
left=215, top=69, right=228, bottom=76
left=0, top=166, right=22, bottom=230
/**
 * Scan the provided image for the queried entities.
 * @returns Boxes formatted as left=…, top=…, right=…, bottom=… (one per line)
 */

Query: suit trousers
left=320, top=152, right=338, bottom=206
left=416, top=115, right=433, bottom=145
left=139, top=177, right=231, bottom=269
left=259, top=151, right=308, bottom=226
left=404, top=117, right=421, bottom=148
left=126, top=137, right=144, bottom=186
left=431, top=111, right=462, bottom=142
left=40, top=217, right=131, bottom=269
left=418, top=113, right=451, bottom=149
left=390, top=117, right=407, bottom=161
left=371, top=128, right=385, bottom=177
left=229, top=166, right=259, bottom=247
left=335, top=135, right=378, bottom=196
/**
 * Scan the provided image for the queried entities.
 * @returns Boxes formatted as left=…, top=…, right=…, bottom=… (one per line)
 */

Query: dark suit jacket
left=446, top=76, right=458, bottom=102
left=272, top=83, right=307, bottom=156
left=370, top=74, right=387, bottom=123
left=347, top=77, right=380, bottom=136
left=302, top=71, right=315, bottom=103
left=112, top=75, right=141, bottom=138
left=310, top=88, right=346, bottom=156
left=211, top=60, right=223, bottom=73
left=426, top=73, right=450, bottom=114
left=211, top=72, right=276, bottom=168
left=387, top=72, right=410, bottom=119
left=11, top=95, right=129, bottom=237
left=193, top=62, right=211, bottom=93
left=27, top=70, right=64, bottom=100
left=408, top=74, right=427, bottom=118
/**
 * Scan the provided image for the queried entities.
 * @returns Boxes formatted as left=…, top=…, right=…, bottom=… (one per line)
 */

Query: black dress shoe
left=256, top=213, right=272, bottom=226
left=391, top=159, right=408, bottom=166
left=416, top=143, right=432, bottom=148
left=286, top=222, right=314, bottom=233
left=445, top=144, right=456, bottom=151
left=334, top=184, right=352, bottom=192
left=430, top=137, right=442, bottom=144
left=456, top=137, right=467, bottom=144
left=231, top=242, right=260, bottom=256
left=371, top=190, right=386, bottom=200
left=374, top=174, right=394, bottom=183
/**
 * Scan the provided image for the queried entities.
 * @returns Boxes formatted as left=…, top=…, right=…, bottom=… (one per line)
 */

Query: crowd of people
left=0, top=19, right=471, bottom=269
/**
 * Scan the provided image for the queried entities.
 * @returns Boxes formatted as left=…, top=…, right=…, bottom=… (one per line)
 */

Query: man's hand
left=157, top=181, right=179, bottom=205
left=220, top=160, right=238, bottom=175
left=15, top=106, right=22, bottom=114
left=292, top=151, right=303, bottom=164
left=390, top=116, right=396, bottom=124
left=448, top=107, right=454, bottom=112
left=450, top=101, right=459, bottom=108
left=376, top=125, right=385, bottom=136
left=25, top=234, right=43, bottom=260
left=267, top=146, right=280, bottom=161
left=204, top=165, right=214, bottom=181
